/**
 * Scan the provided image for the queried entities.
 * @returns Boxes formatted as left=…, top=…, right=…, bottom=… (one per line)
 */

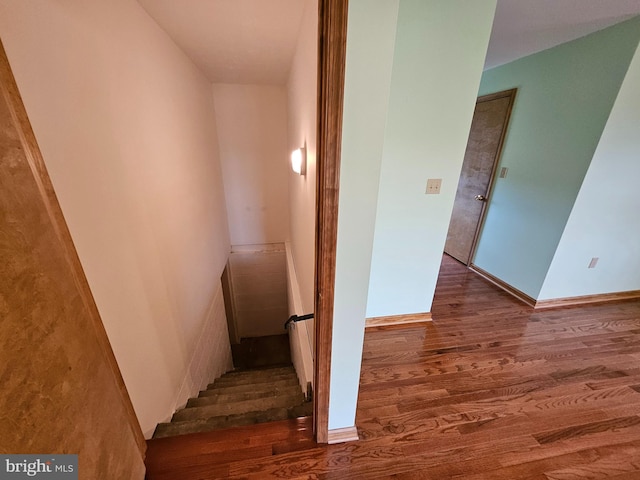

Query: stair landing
left=231, top=334, right=291, bottom=370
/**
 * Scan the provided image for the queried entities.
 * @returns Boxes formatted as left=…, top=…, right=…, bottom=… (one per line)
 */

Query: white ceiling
left=486, top=0, right=640, bottom=69
left=138, top=0, right=640, bottom=84
left=137, top=0, right=307, bottom=85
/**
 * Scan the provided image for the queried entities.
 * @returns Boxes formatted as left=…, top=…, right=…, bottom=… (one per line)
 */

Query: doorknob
left=475, top=195, right=487, bottom=202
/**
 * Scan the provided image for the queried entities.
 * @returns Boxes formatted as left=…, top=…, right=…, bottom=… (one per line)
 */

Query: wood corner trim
left=365, top=312, right=432, bottom=328
left=478, top=87, right=518, bottom=104
left=468, top=264, right=536, bottom=307
left=534, top=290, right=640, bottom=310
left=468, top=264, right=640, bottom=311
left=327, top=426, right=359, bottom=444
left=314, top=0, right=349, bottom=445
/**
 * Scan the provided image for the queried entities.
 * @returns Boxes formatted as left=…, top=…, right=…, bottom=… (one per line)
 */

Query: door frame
left=460, top=88, right=517, bottom=266
left=313, top=0, right=348, bottom=444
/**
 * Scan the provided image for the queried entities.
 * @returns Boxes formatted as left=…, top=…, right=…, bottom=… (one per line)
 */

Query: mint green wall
left=365, top=0, right=496, bottom=318
left=539, top=42, right=640, bottom=300
left=331, top=0, right=496, bottom=431
left=473, top=17, right=640, bottom=299
left=330, top=0, right=399, bottom=431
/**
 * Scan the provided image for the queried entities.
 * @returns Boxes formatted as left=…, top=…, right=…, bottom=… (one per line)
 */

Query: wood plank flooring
left=145, top=255, right=640, bottom=479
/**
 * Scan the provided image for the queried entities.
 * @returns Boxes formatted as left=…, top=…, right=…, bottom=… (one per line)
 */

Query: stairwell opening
left=151, top=243, right=312, bottom=438
left=223, top=243, right=289, bottom=341
left=221, top=245, right=296, bottom=369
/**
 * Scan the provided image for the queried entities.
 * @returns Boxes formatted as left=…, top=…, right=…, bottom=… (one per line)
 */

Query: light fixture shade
left=291, top=147, right=306, bottom=175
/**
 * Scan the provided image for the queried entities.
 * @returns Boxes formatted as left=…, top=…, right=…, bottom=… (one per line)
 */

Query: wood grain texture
left=535, top=290, right=640, bottom=309
left=471, top=261, right=640, bottom=311
left=470, top=262, right=537, bottom=306
left=365, top=312, right=432, bottom=328
left=0, top=40, right=145, bottom=478
left=314, top=0, right=348, bottom=444
left=221, top=263, right=239, bottom=344
left=145, top=254, right=640, bottom=478
left=327, top=426, right=359, bottom=444
left=445, top=89, right=516, bottom=265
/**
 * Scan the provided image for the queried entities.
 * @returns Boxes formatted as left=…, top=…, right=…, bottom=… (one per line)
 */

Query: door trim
left=465, top=88, right=517, bottom=265
left=313, top=0, right=348, bottom=444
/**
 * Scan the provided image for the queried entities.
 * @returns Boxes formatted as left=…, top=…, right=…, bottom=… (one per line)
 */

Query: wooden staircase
left=152, top=366, right=312, bottom=439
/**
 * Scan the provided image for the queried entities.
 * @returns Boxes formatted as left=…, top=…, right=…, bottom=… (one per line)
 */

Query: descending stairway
left=153, top=366, right=312, bottom=439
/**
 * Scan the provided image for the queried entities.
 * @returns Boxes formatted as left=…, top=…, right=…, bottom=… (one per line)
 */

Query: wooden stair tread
left=153, top=403, right=313, bottom=439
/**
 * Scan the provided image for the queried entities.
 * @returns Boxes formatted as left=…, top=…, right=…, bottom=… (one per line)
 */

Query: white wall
left=285, top=0, right=318, bottom=396
left=174, top=280, right=233, bottom=411
left=0, top=0, right=233, bottom=437
left=538, top=41, right=640, bottom=300
left=473, top=18, right=640, bottom=300
left=286, top=242, right=314, bottom=393
left=366, top=0, right=497, bottom=319
left=213, top=84, right=290, bottom=246
left=329, top=0, right=400, bottom=431
left=330, top=0, right=496, bottom=432
left=286, top=0, right=318, bottom=316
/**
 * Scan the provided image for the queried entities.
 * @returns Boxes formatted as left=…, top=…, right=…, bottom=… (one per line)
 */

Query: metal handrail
left=284, top=313, right=314, bottom=329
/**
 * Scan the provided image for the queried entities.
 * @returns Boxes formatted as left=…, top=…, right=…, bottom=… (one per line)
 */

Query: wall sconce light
left=291, top=147, right=306, bottom=176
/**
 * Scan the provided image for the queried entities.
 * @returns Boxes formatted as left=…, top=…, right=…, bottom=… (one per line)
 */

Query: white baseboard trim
left=327, top=426, right=359, bottom=444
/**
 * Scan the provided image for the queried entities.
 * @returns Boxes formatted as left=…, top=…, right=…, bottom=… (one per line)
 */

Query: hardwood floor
left=145, top=255, right=640, bottom=479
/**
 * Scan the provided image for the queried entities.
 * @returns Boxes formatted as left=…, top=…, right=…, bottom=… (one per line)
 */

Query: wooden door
left=444, top=89, right=516, bottom=265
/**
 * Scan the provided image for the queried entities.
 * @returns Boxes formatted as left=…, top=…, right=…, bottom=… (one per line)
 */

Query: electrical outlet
left=588, top=257, right=599, bottom=268
left=426, top=178, right=442, bottom=195
left=499, top=167, right=508, bottom=178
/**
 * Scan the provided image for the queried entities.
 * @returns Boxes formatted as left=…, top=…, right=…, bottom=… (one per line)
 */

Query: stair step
left=172, top=392, right=305, bottom=422
left=153, top=364, right=311, bottom=439
left=222, top=365, right=294, bottom=378
left=188, top=384, right=302, bottom=408
left=202, top=376, right=299, bottom=396
left=153, top=403, right=313, bottom=439
left=209, top=368, right=296, bottom=388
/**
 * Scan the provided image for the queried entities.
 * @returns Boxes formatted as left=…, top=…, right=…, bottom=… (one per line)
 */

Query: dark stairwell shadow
left=231, top=334, right=292, bottom=370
